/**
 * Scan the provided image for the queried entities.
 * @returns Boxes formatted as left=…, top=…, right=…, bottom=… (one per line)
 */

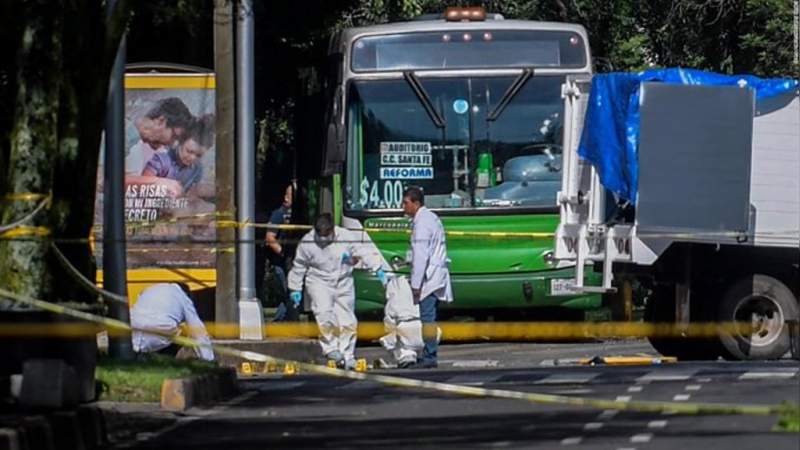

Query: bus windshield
left=344, top=75, right=564, bottom=212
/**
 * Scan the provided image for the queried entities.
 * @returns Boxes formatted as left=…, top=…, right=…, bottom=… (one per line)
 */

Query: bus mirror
left=323, top=121, right=345, bottom=175
left=323, top=85, right=345, bottom=175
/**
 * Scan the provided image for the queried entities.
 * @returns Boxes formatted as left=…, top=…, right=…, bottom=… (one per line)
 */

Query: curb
left=19, top=416, right=54, bottom=450
left=47, top=412, right=85, bottom=450
left=0, top=428, right=20, bottom=450
left=0, top=405, right=105, bottom=450
left=212, top=339, right=321, bottom=370
left=160, top=367, right=239, bottom=412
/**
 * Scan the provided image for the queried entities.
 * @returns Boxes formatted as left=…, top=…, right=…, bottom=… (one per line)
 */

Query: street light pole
left=104, top=0, right=133, bottom=359
left=235, top=0, right=263, bottom=339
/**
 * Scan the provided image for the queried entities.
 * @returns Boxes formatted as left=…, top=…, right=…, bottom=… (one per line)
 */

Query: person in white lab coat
left=402, top=186, right=453, bottom=368
left=130, top=283, right=214, bottom=361
left=288, top=213, right=387, bottom=369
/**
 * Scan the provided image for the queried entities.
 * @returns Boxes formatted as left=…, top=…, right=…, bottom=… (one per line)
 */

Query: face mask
left=314, top=232, right=334, bottom=248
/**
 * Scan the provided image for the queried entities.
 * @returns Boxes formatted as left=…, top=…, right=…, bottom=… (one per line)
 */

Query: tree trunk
left=0, top=0, right=131, bottom=308
left=0, top=0, right=63, bottom=309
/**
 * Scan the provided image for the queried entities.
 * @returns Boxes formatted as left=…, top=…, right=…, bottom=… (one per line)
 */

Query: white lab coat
left=410, top=207, right=453, bottom=302
left=288, top=226, right=384, bottom=361
left=379, top=276, right=423, bottom=364
left=130, top=283, right=214, bottom=361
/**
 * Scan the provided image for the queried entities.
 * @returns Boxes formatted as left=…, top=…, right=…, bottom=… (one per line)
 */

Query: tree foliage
left=325, top=0, right=796, bottom=75
left=0, top=0, right=795, bottom=305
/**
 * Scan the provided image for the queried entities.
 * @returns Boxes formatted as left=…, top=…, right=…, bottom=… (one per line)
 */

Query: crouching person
left=288, top=214, right=385, bottom=369
left=380, top=276, right=424, bottom=368
left=131, top=283, right=215, bottom=361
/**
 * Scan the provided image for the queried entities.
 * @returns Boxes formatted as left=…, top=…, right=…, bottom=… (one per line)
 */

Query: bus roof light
left=444, top=7, right=486, bottom=22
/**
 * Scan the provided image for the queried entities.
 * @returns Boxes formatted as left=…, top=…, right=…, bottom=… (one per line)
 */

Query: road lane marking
left=685, top=385, right=702, bottom=391
left=534, top=373, right=599, bottom=385
left=584, top=422, right=604, bottom=430
left=598, top=409, right=619, bottom=419
left=696, top=377, right=712, bottom=383
left=739, top=371, right=798, bottom=380
left=637, top=369, right=697, bottom=382
left=561, top=437, right=583, bottom=445
left=648, top=420, right=668, bottom=429
left=627, top=386, right=643, bottom=393
left=673, top=394, right=691, bottom=401
left=447, top=359, right=500, bottom=368
left=630, top=433, right=653, bottom=443
left=615, top=395, right=632, bottom=402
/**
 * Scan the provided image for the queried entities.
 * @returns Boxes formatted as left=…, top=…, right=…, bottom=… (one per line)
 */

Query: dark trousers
left=419, top=294, right=439, bottom=364
left=272, top=266, right=300, bottom=321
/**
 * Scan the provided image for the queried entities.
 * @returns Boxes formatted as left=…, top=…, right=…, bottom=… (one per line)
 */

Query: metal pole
left=104, top=5, right=133, bottom=358
left=236, top=0, right=263, bottom=339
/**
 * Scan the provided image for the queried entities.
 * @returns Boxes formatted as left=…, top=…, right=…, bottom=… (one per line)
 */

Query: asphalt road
left=115, top=341, right=800, bottom=450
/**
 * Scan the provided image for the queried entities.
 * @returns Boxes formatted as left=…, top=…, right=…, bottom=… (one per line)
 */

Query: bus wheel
left=644, top=285, right=720, bottom=361
left=717, top=274, right=798, bottom=360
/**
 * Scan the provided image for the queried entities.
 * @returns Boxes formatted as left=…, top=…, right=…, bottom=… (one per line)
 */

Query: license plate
left=550, top=278, right=577, bottom=296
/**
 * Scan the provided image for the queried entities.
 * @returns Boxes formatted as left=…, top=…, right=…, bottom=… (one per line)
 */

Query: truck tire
left=717, top=274, right=798, bottom=360
left=644, top=286, right=720, bottom=360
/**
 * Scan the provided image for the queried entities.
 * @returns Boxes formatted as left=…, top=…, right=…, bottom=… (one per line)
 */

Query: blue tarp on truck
left=577, top=68, right=799, bottom=205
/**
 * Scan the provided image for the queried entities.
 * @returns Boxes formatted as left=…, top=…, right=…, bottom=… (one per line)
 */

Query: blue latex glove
left=376, top=269, right=388, bottom=286
left=290, top=291, right=302, bottom=306
left=341, top=251, right=353, bottom=265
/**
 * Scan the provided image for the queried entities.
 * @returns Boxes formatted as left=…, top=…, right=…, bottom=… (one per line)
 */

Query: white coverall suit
left=287, top=226, right=383, bottom=364
left=379, top=276, right=424, bottom=365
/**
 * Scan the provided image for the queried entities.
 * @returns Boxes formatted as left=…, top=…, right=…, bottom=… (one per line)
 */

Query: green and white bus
left=318, top=8, right=601, bottom=316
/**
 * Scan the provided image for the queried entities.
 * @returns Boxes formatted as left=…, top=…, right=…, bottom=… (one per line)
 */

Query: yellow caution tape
left=0, top=226, right=52, bottom=239
left=0, top=321, right=757, bottom=341
left=0, top=286, right=781, bottom=417
left=581, top=356, right=678, bottom=365
left=3, top=193, right=50, bottom=202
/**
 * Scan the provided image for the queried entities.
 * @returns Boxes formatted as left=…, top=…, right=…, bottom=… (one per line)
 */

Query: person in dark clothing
left=265, top=183, right=299, bottom=321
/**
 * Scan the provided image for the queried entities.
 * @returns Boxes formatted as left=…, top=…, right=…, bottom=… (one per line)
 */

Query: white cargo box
left=555, top=77, right=799, bottom=292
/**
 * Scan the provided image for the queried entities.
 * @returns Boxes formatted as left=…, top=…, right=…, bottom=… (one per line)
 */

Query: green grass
left=775, top=402, right=800, bottom=433
left=96, top=355, right=217, bottom=402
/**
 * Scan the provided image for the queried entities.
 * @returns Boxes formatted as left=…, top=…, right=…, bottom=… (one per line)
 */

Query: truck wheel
left=717, top=274, right=798, bottom=360
left=644, top=286, right=720, bottom=360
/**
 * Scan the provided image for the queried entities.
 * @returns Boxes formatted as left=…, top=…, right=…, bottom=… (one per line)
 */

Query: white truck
left=555, top=72, right=799, bottom=360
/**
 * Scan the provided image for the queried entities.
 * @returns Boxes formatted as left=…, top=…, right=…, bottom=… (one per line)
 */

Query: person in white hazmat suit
left=379, top=275, right=425, bottom=368
left=287, top=213, right=387, bottom=369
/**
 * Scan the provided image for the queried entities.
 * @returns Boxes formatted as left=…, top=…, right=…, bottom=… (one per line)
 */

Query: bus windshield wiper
left=486, top=68, right=534, bottom=122
left=403, top=71, right=446, bottom=128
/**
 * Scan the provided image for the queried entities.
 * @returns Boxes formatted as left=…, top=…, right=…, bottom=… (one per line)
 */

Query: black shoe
left=405, top=360, right=438, bottom=369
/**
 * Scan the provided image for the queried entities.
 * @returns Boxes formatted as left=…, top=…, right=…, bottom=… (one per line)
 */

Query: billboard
left=94, top=73, right=217, bottom=269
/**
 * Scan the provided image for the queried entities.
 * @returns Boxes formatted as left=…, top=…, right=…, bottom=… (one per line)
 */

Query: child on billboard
left=141, top=114, right=214, bottom=197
